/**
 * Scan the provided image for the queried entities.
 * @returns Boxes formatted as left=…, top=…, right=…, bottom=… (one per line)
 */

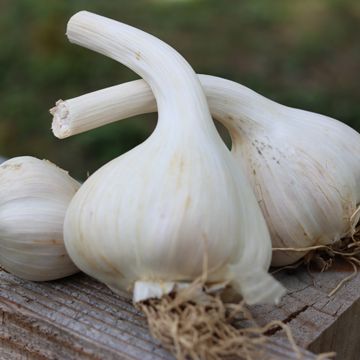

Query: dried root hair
left=137, top=242, right=336, bottom=359
left=137, top=276, right=335, bottom=360
left=272, top=206, right=360, bottom=296
left=138, top=280, right=291, bottom=360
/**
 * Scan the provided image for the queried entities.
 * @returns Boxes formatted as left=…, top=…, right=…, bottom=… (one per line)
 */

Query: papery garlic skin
left=204, top=76, right=360, bottom=266
left=62, top=11, right=284, bottom=305
left=52, top=75, right=360, bottom=266
left=0, top=156, right=80, bottom=280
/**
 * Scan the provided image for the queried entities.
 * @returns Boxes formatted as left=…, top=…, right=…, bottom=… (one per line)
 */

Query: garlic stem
left=66, top=12, right=219, bottom=138
left=51, top=75, right=273, bottom=139
left=51, top=81, right=157, bottom=139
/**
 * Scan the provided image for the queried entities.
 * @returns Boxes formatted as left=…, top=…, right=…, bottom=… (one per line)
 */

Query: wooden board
left=251, top=259, right=360, bottom=359
left=1, top=262, right=356, bottom=359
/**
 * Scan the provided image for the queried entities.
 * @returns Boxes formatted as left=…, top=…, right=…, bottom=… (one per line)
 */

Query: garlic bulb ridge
left=62, top=11, right=284, bottom=305
left=0, top=156, right=80, bottom=280
left=52, top=75, right=360, bottom=266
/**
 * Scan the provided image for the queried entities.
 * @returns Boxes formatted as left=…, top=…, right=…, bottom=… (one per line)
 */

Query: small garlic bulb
left=62, top=12, right=284, bottom=305
left=0, top=156, right=80, bottom=280
left=52, top=75, right=360, bottom=266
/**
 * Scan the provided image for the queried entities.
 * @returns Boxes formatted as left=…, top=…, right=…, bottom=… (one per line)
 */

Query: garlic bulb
left=62, top=11, right=284, bottom=304
left=52, top=75, right=360, bottom=266
left=0, top=156, right=80, bottom=280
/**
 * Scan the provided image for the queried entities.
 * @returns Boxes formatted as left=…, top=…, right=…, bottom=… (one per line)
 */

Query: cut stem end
left=50, top=100, right=71, bottom=139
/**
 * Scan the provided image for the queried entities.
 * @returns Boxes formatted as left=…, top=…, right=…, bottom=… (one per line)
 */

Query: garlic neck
left=199, top=75, right=281, bottom=137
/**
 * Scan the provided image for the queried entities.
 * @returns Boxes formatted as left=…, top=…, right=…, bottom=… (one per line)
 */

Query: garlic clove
left=62, top=11, right=284, bottom=305
left=52, top=75, right=360, bottom=266
left=0, top=156, right=80, bottom=280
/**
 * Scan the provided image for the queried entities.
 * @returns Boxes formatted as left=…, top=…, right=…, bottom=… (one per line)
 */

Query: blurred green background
left=0, top=0, right=359, bottom=180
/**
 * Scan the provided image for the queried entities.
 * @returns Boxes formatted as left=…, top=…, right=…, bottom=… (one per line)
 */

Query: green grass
left=0, top=0, right=359, bottom=179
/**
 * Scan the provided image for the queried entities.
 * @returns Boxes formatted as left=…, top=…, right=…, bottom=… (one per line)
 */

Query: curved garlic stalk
left=52, top=75, right=360, bottom=266
left=62, top=11, right=284, bottom=304
left=0, top=156, right=80, bottom=280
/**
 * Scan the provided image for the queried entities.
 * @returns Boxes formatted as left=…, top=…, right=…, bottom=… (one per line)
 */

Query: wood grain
left=251, top=259, right=360, bottom=359
left=0, top=268, right=326, bottom=359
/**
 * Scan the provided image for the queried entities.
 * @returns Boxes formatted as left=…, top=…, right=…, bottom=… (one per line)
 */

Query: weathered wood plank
left=308, top=290, right=360, bottom=359
left=0, top=268, right=323, bottom=359
left=251, top=260, right=360, bottom=359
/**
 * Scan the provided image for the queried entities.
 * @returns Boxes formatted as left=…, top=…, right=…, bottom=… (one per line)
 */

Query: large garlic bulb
left=52, top=75, right=360, bottom=266
left=62, top=12, right=284, bottom=304
left=204, top=76, right=360, bottom=266
left=0, top=156, right=80, bottom=280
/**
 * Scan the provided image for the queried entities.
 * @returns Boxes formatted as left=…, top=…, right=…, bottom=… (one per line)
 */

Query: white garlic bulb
left=204, top=76, right=360, bottom=266
left=52, top=75, right=360, bottom=266
left=0, top=156, right=80, bottom=280
left=62, top=11, right=284, bottom=305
